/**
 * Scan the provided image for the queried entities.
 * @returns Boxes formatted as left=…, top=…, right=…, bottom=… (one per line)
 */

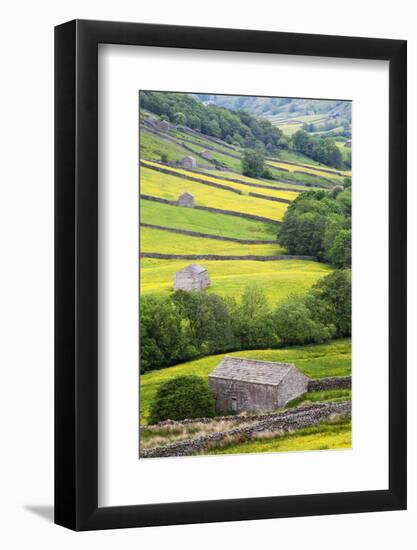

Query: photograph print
left=139, top=91, right=352, bottom=459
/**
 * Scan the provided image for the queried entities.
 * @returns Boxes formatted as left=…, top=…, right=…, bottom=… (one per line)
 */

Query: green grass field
left=204, top=419, right=351, bottom=455
left=140, top=129, right=197, bottom=163
left=140, top=226, right=286, bottom=256
left=201, top=169, right=310, bottom=191
left=140, top=200, right=277, bottom=241
left=267, top=159, right=348, bottom=179
left=139, top=339, right=351, bottom=423
left=142, top=161, right=300, bottom=201
left=140, top=166, right=289, bottom=222
left=140, top=257, right=331, bottom=302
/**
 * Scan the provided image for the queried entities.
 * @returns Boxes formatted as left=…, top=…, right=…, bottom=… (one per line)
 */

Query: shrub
left=242, top=149, right=265, bottom=178
left=149, top=375, right=216, bottom=424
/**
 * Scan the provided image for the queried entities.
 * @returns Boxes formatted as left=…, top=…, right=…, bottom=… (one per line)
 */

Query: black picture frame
left=55, top=19, right=407, bottom=531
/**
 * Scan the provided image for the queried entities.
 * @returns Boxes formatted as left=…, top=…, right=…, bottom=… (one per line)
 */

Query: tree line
left=291, top=129, right=345, bottom=169
left=140, top=269, right=351, bottom=373
left=278, top=186, right=351, bottom=268
left=140, top=91, right=289, bottom=153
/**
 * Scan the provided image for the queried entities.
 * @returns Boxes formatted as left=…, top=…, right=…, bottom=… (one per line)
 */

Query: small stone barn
left=344, top=139, right=352, bottom=147
left=157, top=119, right=170, bottom=131
left=200, top=149, right=213, bottom=160
left=178, top=192, right=194, bottom=208
left=208, top=356, right=308, bottom=413
left=173, top=264, right=211, bottom=292
left=181, top=156, right=197, bottom=170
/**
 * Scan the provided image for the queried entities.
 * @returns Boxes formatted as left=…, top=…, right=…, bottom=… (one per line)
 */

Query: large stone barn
left=208, top=356, right=309, bottom=413
left=181, top=156, right=197, bottom=169
left=173, top=264, right=211, bottom=292
left=178, top=192, right=194, bottom=208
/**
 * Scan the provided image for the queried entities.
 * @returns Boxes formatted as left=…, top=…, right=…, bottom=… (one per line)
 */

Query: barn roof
left=178, top=264, right=207, bottom=275
left=179, top=192, right=194, bottom=198
left=209, top=356, right=298, bottom=386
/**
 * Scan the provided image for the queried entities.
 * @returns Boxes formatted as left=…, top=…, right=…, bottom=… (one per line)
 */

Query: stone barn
left=208, top=356, right=309, bottom=413
left=178, top=192, right=194, bottom=208
left=157, top=119, right=170, bottom=131
left=200, top=149, right=213, bottom=160
left=344, top=139, right=352, bottom=147
left=181, top=156, right=197, bottom=169
left=173, top=264, right=211, bottom=292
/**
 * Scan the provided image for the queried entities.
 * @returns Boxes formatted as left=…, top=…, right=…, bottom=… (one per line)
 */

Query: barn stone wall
left=209, top=378, right=281, bottom=413
left=173, top=271, right=210, bottom=292
left=209, top=369, right=308, bottom=413
left=274, top=368, right=309, bottom=407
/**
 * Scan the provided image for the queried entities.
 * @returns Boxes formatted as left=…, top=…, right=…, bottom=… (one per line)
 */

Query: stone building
left=200, top=149, right=213, bottom=160
left=157, top=119, right=170, bottom=131
left=344, top=139, right=352, bottom=147
left=173, top=264, right=211, bottom=292
left=208, top=356, right=308, bottom=413
left=181, top=156, right=197, bottom=169
left=178, top=192, right=194, bottom=208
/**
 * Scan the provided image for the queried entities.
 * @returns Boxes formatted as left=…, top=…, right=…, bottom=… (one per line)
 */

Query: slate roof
left=179, top=192, right=194, bottom=199
left=179, top=264, right=207, bottom=275
left=209, top=356, right=297, bottom=386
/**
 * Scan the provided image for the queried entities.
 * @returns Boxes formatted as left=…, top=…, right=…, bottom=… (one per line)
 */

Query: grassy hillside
left=206, top=419, right=351, bottom=455
left=142, top=160, right=300, bottom=201
left=140, top=200, right=278, bottom=241
left=140, top=166, right=289, bottom=222
left=139, top=339, right=351, bottom=423
left=267, top=159, right=349, bottom=179
left=140, top=258, right=332, bottom=302
left=140, top=129, right=194, bottom=163
left=200, top=169, right=311, bottom=191
left=140, top=226, right=286, bottom=256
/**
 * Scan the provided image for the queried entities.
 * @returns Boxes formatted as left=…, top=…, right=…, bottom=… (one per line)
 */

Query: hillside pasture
left=140, top=200, right=278, bottom=241
left=205, top=419, right=351, bottom=455
left=140, top=226, right=286, bottom=256
left=267, top=159, right=349, bottom=179
left=139, top=339, right=351, bottom=423
left=200, top=169, right=311, bottom=191
left=142, top=161, right=300, bottom=201
left=139, top=166, right=289, bottom=222
left=140, top=257, right=331, bottom=302
left=140, top=129, right=199, bottom=163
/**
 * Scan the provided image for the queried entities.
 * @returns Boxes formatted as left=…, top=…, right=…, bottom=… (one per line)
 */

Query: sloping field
left=139, top=339, right=351, bottom=423
left=207, top=419, right=351, bottom=455
left=140, top=200, right=277, bottom=241
left=140, top=226, right=285, bottom=256
left=170, top=129, right=240, bottom=156
left=200, top=169, right=311, bottom=191
left=267, top=159, right=349, bottom=179
left=140, top=129, right=198, bottom=163
left=142, top=160, right=300, bottom=201
left=274, top=148, right=332, bottom=167
left=140, top=166, right=288, bottom=222
left=140, top=257, right=331, bottom=302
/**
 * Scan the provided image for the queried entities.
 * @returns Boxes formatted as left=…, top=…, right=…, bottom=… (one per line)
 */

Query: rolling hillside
left=139, top=112, right=338, bottom=304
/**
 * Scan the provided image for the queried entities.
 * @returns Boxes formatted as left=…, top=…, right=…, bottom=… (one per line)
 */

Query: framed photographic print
left=55, top=20, right=407, bottom=530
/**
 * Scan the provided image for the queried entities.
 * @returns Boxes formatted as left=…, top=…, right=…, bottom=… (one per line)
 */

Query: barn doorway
left=231, top=397, right=237, bottom=412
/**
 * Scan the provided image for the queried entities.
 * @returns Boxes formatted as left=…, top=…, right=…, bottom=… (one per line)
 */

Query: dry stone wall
left=140, top=400, right=351, bottom=458
left=307, top=376, right=351, bottom=392
left=140, top=252, right=316, bottom=261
